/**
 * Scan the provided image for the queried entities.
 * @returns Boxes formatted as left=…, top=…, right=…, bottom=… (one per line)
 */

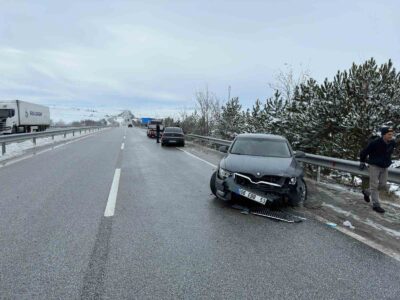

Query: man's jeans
left=364, top=165, right=388, bottom=207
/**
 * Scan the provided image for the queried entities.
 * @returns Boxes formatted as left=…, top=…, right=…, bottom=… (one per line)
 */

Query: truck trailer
left=147, top=119, right=164, bottom=138
left=0, top=100, right=51, bottom=134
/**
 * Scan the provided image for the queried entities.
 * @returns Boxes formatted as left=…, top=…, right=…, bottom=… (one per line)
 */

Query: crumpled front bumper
left=215, top=175, right=293, bottom=203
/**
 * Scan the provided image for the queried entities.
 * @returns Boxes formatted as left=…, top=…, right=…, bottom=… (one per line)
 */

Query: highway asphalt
left=0, top=127, right=399, bottom=299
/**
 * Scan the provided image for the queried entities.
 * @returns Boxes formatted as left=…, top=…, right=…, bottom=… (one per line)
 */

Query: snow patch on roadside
left=0, top=130, right=103, bottom=161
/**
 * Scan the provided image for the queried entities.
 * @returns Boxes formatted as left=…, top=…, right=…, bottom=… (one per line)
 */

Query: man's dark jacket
left=360, top=138, right=395, bottom=168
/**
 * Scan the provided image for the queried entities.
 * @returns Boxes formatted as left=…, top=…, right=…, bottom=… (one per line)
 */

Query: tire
left=11, top=126, right=17, bottom=134
left=288, top=178, right=307, bottom=207
left=181, top=141, right=185, bottom=147
left=210, top=171, right=217, bottom=196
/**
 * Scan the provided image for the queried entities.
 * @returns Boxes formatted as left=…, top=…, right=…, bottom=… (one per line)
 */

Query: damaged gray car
left=210, top=133, right=307, bottom=206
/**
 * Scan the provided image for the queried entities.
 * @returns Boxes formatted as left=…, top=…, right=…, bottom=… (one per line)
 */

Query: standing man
left=359, top=127, right=396, bottom=213
left=156, top=123, right=160, bottom=144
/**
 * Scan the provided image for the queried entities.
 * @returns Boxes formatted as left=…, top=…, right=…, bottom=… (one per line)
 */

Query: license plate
left=237, top=188, right=268, bottom=205
left=169, top=140, right=176, bottom=143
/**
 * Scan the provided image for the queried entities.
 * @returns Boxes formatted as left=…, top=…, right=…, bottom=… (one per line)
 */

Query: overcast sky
left=1, top=0, right=399, bottom=119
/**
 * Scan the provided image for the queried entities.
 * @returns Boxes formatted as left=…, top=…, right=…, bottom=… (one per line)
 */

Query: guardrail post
left=2, top=142, right=5, bottom=155
left=64, top=132, right=67, bottom=138
left=33, top=137, right=36, bottom=146
left=80, top=129, right=82, bottom=135
left=73, top=130, right=75, bottom=137
left=52, top=135, right=54, bottom=140
left=317, top=166, right=321, bottom=183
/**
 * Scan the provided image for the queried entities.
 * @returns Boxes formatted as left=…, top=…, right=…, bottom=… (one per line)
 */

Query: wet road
left=0, top=127, right=399, bottom=299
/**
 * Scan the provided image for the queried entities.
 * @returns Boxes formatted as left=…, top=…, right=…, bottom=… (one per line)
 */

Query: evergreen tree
left=218, top=97, right=245, bottom=139
left=246, top=99, right=269, bottom=133
left=264, top=90, right=287, bottom=135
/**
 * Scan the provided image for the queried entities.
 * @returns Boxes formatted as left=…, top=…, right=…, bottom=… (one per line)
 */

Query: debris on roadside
left=326, top=222, right=337, bottom=228
left=231, top=204, right=305, bottom=223
left=343, top=220, right=355, bottom=229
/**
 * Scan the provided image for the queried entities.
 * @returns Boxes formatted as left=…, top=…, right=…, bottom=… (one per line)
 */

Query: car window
left=230, top=138, right=291, bottom=158
left=165, top=128, right=183, bottom=133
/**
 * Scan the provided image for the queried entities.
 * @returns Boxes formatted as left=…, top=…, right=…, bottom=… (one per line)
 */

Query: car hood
left=220, top=154, right=302, bottom=177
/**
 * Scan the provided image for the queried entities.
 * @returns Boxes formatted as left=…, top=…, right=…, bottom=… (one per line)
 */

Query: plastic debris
left=343, top=220, right=355, bottom=229
left=231, top=204, right=249, bottom=211
left=326, top=222, right=337, bottom=228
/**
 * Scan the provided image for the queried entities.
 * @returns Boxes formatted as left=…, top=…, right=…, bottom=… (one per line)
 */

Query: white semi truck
left=0, top=100, right=51, bottom=134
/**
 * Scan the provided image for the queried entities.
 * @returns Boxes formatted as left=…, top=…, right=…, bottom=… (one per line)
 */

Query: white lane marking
left=313, top=215, right=400, bottom=262
left=104, top=168, right=121, bottom=217
left=124, top=136, right=126, bottom=140
left=322, top=203, right=400, bottom=238
left=121, top=143, right=125, bottom=150
left=176, top=148, right=217, bottom=168
left=35, top=148, right=53, bottom=155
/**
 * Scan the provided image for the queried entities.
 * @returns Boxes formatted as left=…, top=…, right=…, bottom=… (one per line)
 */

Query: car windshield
left=165, top=128, right=183, bottom=133
left=230, top=138, right=291, bottom=158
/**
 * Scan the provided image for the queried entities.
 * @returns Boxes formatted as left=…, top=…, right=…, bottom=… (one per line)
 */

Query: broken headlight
left=218, top=168, right=232, bottom=179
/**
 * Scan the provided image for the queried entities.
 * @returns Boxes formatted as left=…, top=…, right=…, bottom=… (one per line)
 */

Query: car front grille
left=234, top=173, right=287, bottom=193
left=0, top=119, right=7, bottom=131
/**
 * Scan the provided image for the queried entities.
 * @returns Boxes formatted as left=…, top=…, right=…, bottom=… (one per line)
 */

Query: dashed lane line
left=104, top=168, right=121, bottom=217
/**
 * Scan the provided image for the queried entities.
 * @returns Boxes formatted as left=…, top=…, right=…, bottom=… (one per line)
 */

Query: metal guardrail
left=186, top=134, right=400, bottom=184
left=186, top=134, right=232, bottom=146
left=0, top=126, right=108, bottom=155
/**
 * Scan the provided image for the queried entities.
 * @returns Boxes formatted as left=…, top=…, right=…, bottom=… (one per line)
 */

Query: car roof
left=235, top=133, right=287, bottom=141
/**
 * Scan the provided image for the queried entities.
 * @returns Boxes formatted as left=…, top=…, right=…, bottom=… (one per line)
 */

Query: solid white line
left=104, top=168, right=121, bottom=217
left=121, top=143, right=125, bottom=150
left=313, top=215, right=400, bottom=262
left=124, top=136, right=126, bottom=140
left=176, top=147, right=217, bottom=168
left=322, top=203, right=400, bottom=238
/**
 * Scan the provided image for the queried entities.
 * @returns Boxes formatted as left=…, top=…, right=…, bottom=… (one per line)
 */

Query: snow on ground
left=49, top=106, right=122, bottom=124
left=0, top=129, right=105, bottom=162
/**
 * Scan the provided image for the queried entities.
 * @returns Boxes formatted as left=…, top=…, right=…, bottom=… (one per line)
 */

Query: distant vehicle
left=128, top=124, right=133, bottom=128
left=147, top=119, right=164, bottom=138
left=210, top=133, right=307, bottom=206
left=161, top=127, right=185, bottom=147
left=0, top=100, right=50, bottom=134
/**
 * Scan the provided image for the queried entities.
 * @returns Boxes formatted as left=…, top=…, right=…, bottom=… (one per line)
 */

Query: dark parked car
left=161, top=127, right=185, bottom=146
left=210, top=133, right=307, bottom=206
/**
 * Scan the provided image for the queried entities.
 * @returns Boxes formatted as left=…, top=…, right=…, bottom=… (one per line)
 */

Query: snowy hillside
left=49, top=106, right=135, bottom=126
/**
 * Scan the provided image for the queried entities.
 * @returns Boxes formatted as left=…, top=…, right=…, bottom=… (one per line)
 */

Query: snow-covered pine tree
left=218, top=97, right=245, bottom=139
left=339, top=58, right=400, bottom=159
left=246, top=99, right=269, bottom=133
left=264, top=90, right=287, bottom=135
left=286, top=78, right=321, bottom=152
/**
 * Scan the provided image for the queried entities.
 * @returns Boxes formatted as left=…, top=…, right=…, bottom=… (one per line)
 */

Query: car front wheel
left=288, top=178, right=307, bottom=207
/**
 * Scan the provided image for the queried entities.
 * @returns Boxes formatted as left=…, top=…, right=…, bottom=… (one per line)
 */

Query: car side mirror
left=294, top=151, right=306, bottom=158
left=219, top=146, right=228, bottom=153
